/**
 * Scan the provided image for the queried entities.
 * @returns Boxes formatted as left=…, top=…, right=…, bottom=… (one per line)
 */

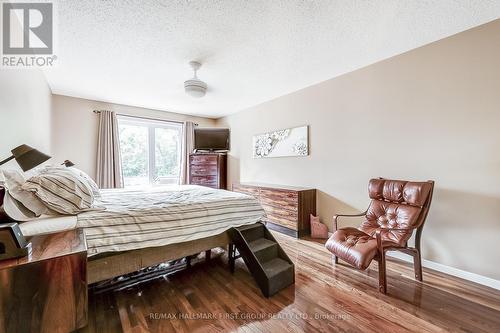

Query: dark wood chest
left=232, top=183, right=316, bottom=238
left=0, top=228, right=88, bottom=332
left=189, top=153, right=227, bottom=189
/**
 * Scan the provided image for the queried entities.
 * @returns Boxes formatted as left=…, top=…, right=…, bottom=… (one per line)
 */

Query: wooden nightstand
left=0, top=228, right=88, bottom=332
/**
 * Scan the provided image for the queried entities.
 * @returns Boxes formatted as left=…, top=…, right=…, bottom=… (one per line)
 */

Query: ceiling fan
left=184, top=61, right=207, bottom=98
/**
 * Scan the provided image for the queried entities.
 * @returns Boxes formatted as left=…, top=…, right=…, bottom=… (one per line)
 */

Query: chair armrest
left=333, top=212, right=366, bottom=231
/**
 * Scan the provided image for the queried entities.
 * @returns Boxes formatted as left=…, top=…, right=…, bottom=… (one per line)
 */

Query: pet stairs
left=228, top=222, right=294, bottom=297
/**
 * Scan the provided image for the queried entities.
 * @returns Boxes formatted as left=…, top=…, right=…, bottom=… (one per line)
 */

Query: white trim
left=327, top=231, right=500, bottom=290
left=386, top=252, right=500, bottom=290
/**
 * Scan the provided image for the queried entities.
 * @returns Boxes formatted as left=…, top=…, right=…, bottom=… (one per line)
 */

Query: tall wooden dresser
left=189, top=153, right=227, bottom=189
left=232, top=183, right=316, bottom=238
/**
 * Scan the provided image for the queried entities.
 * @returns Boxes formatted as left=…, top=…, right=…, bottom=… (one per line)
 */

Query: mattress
left=77, top=185, right=265, bottom=256
left=19, top=215, right=78, bottom=237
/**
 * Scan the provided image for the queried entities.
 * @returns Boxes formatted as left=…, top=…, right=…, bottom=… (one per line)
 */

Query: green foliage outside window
left=119, top=124, right=148, bottom=178
left=118, top=122, right=181, bottom=186
left=155, top=128, right=180, bottom=178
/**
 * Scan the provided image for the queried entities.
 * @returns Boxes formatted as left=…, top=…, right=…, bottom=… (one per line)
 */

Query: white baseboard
left=326, top=232, right=500, bottom=290
left=386, top=252, right=500, bottom=290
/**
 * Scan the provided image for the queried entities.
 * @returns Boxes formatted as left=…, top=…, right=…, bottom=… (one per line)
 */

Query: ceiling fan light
left=184, top=78, right=207, bottom=98
left=184, top=61, right=207, bottom=98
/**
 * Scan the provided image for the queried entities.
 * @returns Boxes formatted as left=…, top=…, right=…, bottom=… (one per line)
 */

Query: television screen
left=194, top=128, right=230, bottom=151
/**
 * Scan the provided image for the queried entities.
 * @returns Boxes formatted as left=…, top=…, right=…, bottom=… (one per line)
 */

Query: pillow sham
left=22, top=168, right=96, bottom=215
left=71, top=167, right=101, bottom=199
left=37, top=165, right=101, bottom=199
left=2, top=190, right=39, bottom=221
left=0, top=169, right=52, bottom=217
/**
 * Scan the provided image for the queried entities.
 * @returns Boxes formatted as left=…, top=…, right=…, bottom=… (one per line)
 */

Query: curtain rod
left=93, top=110, right=198, bottom=126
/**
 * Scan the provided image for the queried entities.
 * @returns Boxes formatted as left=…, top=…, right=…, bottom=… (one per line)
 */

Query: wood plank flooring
left=81, top=232, right=500, bottom=333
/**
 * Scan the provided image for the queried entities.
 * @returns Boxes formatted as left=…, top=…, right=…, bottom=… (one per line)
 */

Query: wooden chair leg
left=378, top=253, right=387, bottom=294
left=413, top=249, right=423, bottom=282
left=228, top=243, right=235, bottom=273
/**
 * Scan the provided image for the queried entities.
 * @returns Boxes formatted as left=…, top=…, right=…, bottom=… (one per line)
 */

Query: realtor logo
left=1, top=1, right=56, bottom=67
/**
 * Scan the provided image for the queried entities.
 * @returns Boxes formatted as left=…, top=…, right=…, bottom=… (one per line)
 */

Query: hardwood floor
left=81, top=232, right=500, bottom=333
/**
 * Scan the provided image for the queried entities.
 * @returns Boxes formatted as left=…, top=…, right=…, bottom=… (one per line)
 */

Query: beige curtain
left=96, top=111, right=123, bottom=188
left=180, top=121, right=195, bottom=184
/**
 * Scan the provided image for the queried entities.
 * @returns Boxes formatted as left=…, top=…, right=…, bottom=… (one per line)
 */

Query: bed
left=19, top=185, right=265, bottom=283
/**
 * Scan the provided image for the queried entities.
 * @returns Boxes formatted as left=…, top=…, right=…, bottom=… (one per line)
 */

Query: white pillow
left=0, top=169, right=52, bottom=217
left=22, top=168, right=97, bottom=215
left=2, top=190, right=39, bottom=221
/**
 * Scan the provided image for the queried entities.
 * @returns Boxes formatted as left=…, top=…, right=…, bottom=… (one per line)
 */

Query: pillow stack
left=0, top=166, right=102, bottom=220
left=1, top=169, right=54, bottom=221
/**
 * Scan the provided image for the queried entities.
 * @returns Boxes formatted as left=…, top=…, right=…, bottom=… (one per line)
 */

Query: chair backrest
left=359, top=178, right=434, bottom=246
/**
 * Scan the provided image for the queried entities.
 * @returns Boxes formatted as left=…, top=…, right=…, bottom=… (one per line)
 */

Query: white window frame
left=117, top=115, right=183, bottom=186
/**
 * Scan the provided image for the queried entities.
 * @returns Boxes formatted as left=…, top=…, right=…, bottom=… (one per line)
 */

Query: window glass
left=118, top=117, right=183, bottom=187
left=118, top=123, right=149, bottom=187
left=154, top=126, right=181, bottom=184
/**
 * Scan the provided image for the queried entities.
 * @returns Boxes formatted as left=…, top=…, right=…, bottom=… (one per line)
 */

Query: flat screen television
left=194, top=128, right=230, bottom=151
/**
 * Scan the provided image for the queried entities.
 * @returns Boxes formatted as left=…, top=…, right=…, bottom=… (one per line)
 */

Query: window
left=118, top=116, right=183, bottom=187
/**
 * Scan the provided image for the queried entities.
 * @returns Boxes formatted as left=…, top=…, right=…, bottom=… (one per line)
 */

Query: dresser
left=232, top=183, right=316, bottom=238
left=189, top=153, right=227, bottom=189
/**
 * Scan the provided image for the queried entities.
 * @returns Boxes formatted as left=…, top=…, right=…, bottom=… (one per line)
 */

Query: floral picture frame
left=253, top=125, right=309, bottom=158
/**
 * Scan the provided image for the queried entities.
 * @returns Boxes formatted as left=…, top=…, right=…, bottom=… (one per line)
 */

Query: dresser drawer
left=190, top=155, right=218, bottom=165
left=190, top=164, right=218, bottom=176
left=190, top=176, right=218, bottom=187
left=259, top=188, right=298, bottom=205
left=263, top=215, right=298, bottom=231
left=261, top=201, right=299, bottom=231
left=232, top=185, right=260, bottom=198
left=259, top=196, right=298, bottom=212
left=261, top=203, right=298, bottom=222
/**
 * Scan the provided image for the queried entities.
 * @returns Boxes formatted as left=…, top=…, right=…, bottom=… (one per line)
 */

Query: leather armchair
left=325, top=178, right=434, bottom=293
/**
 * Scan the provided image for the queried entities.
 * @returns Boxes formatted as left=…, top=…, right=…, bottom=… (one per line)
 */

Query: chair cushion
left=368, top=178, right=432, bottom=207
left=325, top=227, right=400, bottom=270
left=360, top=200, right=421, bottom=246
left=363, top=178, right=432, bottom=246
left=325, top=228, right=378, bottom=270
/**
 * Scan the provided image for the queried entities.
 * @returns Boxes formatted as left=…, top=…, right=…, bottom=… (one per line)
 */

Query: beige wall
left=0, top=69, right=52, bottom=171
left=51, top=95, right=216, bottom=179
left=217, top=20, right=500, bottom=280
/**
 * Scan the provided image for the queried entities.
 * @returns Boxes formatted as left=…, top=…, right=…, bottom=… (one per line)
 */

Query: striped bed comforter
left=77, top=185, right=265, bottom=256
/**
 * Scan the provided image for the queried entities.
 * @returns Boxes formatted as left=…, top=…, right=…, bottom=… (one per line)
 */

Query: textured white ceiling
left=44, top=1, right=500, bottom=118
